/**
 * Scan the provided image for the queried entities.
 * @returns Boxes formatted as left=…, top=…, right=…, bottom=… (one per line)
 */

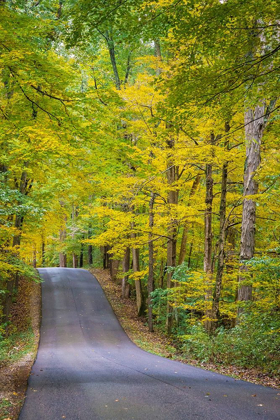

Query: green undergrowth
left=177, top=312, right=280, bottom=376
left=0, top=327, right=35, bottom=368
left=0, top=398, right=13, bottom=420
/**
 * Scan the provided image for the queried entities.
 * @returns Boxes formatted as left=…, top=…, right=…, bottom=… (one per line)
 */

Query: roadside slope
left=90, top=268, right=279, bottom=389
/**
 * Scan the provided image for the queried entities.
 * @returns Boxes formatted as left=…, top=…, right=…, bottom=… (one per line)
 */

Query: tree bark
left=204, top=133, right=215, bottom=330
left=212, top=161, right=228, bottom=329
left=124, top=51, right=132, bottom=85
left=59, top=225, right=67, bottom=267
left=88, top=244, right=93, bottom=265
left=166, top=138, right=179, bottom=334
left=148, top=193, right=155, bottom=332
left=41, top=240, right=45, bottom=267
left=103, top=245, right=110, bottom=269
left=33, top=246, right=37, bottom=268
left=178, top=174, right=201, bottom=265
left=131, top=226, right=145, bottom=316
left=121, top=247, right=130, bottom=298
left=204, top=166, right=214, bottom=272
left=80, top=241, right=84, bottom=268
left=238, top=104, right=265, bottom=307
left=59, top=203, right=67, bottom=267
left=104, top=30, right=121, bottom=90
left=154, top=39, right=162, bottom=76
left=110, top=259, right=121, bottom=282
left=211, top=122, right=230, bottom=330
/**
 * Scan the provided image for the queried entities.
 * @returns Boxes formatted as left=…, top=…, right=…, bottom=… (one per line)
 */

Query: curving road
left=19, top=268, right=279, bottom=420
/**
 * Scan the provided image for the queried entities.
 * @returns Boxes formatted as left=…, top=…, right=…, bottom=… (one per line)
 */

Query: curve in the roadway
left=19, top=268, right=279, bottom=420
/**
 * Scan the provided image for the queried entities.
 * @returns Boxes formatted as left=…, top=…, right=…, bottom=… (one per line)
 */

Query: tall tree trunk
left=59, top=225, right=67, bottom=267
left=131, top=226, right=145, bottom=316
left=80, top=240, right=84, bottom=268
left=178, top=174, right=201, bottom=265
left=103, top=245, right=110, bottom=269
left=72, top=254, right=78, bottom=268
left=104, top=30, right=121, bottom=90
left=154, top=39, right=162, bottom=76
left=33, top=246, right=37, bottom=268
left=110, top=259, right=121, bottom=282
left=71, top=205, right=78, bottom=268
left=204, top=133, right=215, bottom=330
left=124, top=51, right=132, bottom=85
left=212, top=161, right=228, bottom=329
left=166, top=139, right=179, bottom=334
left=159, top=258, right=165, bottom=288
left=204, top=167, right=214, bottom=272
left=188, top=239, right=193, bottom=268
left=238, top=104, right=265, bottom=308
left=41, top=239, right=45, bottom=267
left=148, top=193, right=155, bottom=332
left=88, top=244, right=93, bottom=265
left=212, top=125, right=230, bottom=330
left=121, top=247, right=130, bottom=298
left=59, top=203, right=67, bottom=267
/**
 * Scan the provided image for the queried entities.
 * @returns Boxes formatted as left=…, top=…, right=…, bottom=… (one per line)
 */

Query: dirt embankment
left=0, top=278, right=41, bottom=420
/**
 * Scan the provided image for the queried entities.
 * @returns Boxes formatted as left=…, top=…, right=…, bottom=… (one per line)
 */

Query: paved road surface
left=19, top=268, right=279, bottom=420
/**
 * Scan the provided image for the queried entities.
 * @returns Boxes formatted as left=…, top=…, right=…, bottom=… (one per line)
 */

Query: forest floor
left=0, top=278, right=41, bottom=420
left=90, top=268, right=280, bottom=390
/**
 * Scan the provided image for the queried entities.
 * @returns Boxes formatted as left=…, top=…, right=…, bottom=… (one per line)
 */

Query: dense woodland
left=1, top=0, right=280, bottom=375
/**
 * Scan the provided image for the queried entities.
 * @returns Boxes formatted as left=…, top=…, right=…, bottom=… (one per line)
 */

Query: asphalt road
left=19, top=268, right=279, bottom=420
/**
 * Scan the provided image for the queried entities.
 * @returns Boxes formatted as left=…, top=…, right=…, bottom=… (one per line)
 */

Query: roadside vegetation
left=92, top=268, right=279, bottom=388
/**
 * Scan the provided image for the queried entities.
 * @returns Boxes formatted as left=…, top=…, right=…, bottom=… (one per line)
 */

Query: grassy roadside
left=90, top=268, right=279, bottom=389
left=0, top=277, right=41, bottom=420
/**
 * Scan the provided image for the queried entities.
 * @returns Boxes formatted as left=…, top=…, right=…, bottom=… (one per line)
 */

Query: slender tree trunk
left=33, top=246, right=37, bottom=268
left=80, top=241, right=84, bottom=268
left=166, top=141, right=179, bottom=334
left=148, top=193, right=155, bottom=332
left=59, top=203, right=67, bottom=267
left=57, top=0, right=63, bottom=18
left=103, top=245, right=110, bottom=269
left=238, top=104, right=265, bottom=308
left=59, top=225, right=67, bottom=267
left=88, top=244, right=93, bottom=265
left=105, top=30, right=121, bottom=90
left=72, top=254, right=78, bottom=268
left=159, top=259, right=165, bottom=288
left=188, top=239, right=193, bottom=268
left=71, top=205, right=78, bottom=268
left=204, top=166, right=214, bottom=272
left=124, top=51, right=132, bottom=85
left=154, top=39, right=162, bottom=76
left=212, top=161, right=228, bottom=329
left=178, top=174, right=201, bottom=265
left=110, top=259, right=121, bottom=282
left=211, top=124, right=230, bottom=329
left=42, top=240, right=45, bottom=267
left=122, top=247, right=130, bottom=298
left=204, top=133, right=215, bottom=330
left=131, top=226, right=145, bottom=316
